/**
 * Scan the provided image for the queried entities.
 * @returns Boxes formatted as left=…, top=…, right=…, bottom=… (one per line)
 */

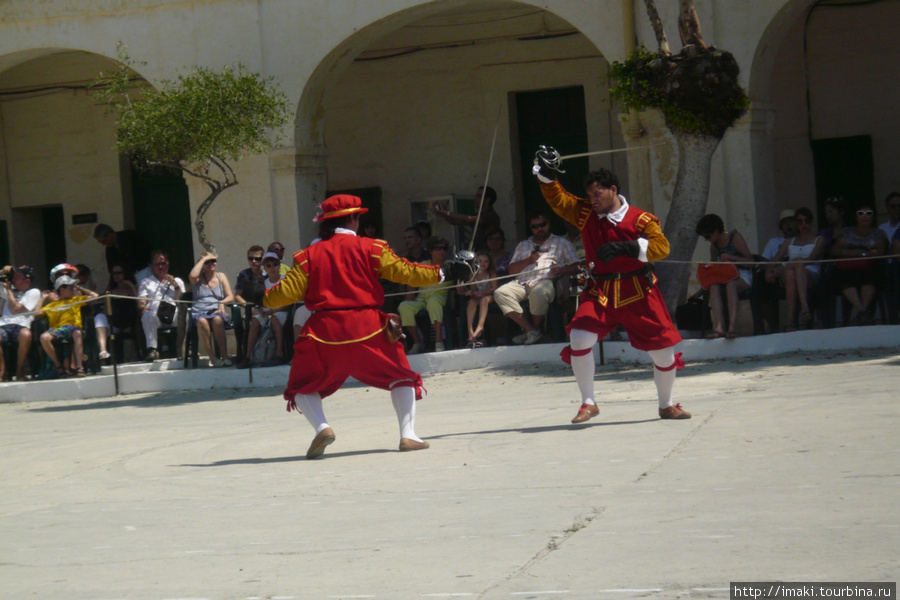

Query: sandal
left=706, top=331, right=724, bottom=340
left=725, top=330, right=738, bottom=339
left=74, top=367, right=86, bottom=377
left=799, top=310, right=812, bottom=325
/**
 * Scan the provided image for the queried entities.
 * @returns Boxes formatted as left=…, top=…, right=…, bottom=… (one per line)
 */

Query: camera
left=533, top=245, right=545, bottom=254
left=0, top=273, right=9, bottom=283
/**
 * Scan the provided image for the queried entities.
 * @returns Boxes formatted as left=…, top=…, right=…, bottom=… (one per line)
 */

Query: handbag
left=697, top=263, right=739, bottom=290
left=676, top=294, right=713, bottom=331
left=835, top=258, right=874, bottom=271
left=156, top=281, right=176, bottom=325
left=157, top=300, right=176, bottom=325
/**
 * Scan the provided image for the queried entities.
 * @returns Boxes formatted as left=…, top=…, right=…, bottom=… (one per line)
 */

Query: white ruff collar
left=598, top=195, right=630, bottom=224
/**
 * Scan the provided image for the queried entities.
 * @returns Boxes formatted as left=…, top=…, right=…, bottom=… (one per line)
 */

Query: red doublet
left=280, top=234, right=426, bottom=401
left=537, top=180, right=682, bottom=353
left=570, top=207, right=681, bottom=351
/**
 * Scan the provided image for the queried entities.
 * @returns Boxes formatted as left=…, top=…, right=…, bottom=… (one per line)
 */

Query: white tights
left=568, top=328, right=678, bottom=409
left=292, top=385, right=422, bottom=441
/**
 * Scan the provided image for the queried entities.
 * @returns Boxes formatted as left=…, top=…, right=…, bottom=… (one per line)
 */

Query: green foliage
left=93, top=44, right=290, bottom=173
left=610, top=45, right=750, bottom=138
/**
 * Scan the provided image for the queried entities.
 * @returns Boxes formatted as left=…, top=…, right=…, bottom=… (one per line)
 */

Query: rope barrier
left=6, top=253, right=895, bottom=314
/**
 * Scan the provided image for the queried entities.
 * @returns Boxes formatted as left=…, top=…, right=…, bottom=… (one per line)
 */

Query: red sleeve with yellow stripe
left=539, top=180, right=593, bottom=230
left=635, top=213, right=670, bottom=262
left=263, top=249, right=309, bottom=309
left=377, top=243, right=442, bottom=288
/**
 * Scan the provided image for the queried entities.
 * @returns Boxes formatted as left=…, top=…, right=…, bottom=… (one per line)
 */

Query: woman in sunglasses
left=831, top=204, right=889, bottom=324
left=189, top=252, right=235, bottom=366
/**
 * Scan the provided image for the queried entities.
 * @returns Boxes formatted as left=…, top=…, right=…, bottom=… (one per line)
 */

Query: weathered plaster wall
left=324, top=31, right=618, bottom=248
left=0, top=52, right=121, bottom=280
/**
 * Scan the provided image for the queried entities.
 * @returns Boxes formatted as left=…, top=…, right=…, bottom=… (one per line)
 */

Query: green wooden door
left=515, top=86, right=589, bottom=238
left=131, top=165, right=195, bottom=279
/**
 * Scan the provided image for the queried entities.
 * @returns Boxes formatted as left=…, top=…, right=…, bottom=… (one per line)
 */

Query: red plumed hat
left=313, top=194, right=369, bottom=222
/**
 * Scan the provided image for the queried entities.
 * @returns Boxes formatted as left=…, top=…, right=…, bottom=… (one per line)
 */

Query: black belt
left=590, top=265, right=652, bottom=281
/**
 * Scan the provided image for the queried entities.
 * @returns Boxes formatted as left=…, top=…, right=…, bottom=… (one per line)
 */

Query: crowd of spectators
left=695, top=191, right=900, bottom=336
left=2, top=191, right=898, bottom=382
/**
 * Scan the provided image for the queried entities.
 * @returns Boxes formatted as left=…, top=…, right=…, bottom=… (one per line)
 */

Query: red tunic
left=264, top=233, right=441, bottom=401
left=540, top=181, right=681, bottom=352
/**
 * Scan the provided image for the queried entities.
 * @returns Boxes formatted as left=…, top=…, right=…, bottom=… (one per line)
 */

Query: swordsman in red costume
left=264, top=194, right=470, bottom=458
left=532, top=147, right=691, bottom=424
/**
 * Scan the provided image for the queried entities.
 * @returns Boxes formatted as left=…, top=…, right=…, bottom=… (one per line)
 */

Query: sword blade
left=558, top=142, right=663, bottom=161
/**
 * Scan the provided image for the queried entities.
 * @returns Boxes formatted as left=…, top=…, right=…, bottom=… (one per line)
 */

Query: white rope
left=7, top=254, right=893, bottom=316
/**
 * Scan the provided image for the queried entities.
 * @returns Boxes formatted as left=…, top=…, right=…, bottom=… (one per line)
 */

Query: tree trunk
left=654, top=131, right=722, bottom=316
left=194, top=184, right=225, bottom=255
left=678, top=0, right=706, bottom=48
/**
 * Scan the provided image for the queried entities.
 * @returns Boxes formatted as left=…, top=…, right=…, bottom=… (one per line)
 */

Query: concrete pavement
left=1, top=344, right=898, bottom=599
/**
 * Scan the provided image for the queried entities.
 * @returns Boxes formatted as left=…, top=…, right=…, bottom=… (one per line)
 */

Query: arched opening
left=0, top=49, right=193, bottom=284
left=294, top=1, right=625, bottom=250
left=750, top=0, right=900, bottom=243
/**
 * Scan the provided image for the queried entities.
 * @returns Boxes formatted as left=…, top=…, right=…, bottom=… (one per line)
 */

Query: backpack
left=251, top=320, right=278, bottom=365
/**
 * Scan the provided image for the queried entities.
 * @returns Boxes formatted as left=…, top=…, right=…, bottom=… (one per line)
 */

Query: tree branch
left=678, top=0, right=707, bottom=49
left=209, top=155, right=237, bottom=186
left=642, top=0, right=670, bottom=55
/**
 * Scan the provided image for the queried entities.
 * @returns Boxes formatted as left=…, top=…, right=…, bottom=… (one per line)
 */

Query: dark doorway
left=9, top=205, right=66, bottom=285
left=131, top=165, right=194, bottom=278
left=811, top=135, right=875, bottom=218
left=513, top=86, right=589, bottom=238
left=0, top=220, right=8, bottom=267
left=42, top=205, right=67, bottom=270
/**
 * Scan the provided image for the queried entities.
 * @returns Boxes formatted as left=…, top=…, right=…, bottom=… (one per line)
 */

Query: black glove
left=532, top=145, right=563, bottom=181
left=441, top=250, right=479, bottom=284
left=596, top=241, right=640, bottom=264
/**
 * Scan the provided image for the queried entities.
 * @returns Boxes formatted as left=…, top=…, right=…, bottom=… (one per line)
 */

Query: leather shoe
left=399, top=438, right=430, bottom=452
left=306, top=427, right=336, bottom=459
left=659, top=403, right=691, bottom=419
left=571, top=403, right=599, bottom=424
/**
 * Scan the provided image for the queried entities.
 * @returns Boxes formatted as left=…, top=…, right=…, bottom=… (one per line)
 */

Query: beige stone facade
left=1, top=0, right=896, bottom=289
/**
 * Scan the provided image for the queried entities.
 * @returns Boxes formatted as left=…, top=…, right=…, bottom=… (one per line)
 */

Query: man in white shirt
left=137, top=251, right=185, bottom=362
left=0, top=265, right=41, bottom=381
left=493, top=210, right=580, bottom=345
left=762, top=209, right=798, bottom=261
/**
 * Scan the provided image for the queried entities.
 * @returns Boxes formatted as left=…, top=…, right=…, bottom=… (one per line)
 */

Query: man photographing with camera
left=493, top=210, right=580, bottom=345
left=0, top=265, right=40, bottom=381
left=0, top=265, right=41, bottom=381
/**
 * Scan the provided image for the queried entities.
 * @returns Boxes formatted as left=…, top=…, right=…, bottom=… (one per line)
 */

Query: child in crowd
left=36, top=275, right=99, bottom=378
left=462, top=251, right=497, bottom=348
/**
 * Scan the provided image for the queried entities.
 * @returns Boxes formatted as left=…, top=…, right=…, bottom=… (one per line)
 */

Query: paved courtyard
left=2, top=347, right=898, bottom=599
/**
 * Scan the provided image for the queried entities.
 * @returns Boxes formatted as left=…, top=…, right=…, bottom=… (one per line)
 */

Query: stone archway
left=0, top=49, right=193, bottom=282
left=289, top=1, right=625, bottom=248
left=749, top=0, right=900, bottom=239
left=0, top=49, right=127, bottom=282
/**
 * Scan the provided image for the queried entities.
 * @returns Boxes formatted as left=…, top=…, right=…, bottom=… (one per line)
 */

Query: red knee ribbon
left=560, top=345, right=593, bottom=365
left=286, top=398, right=298, bottom=413
left=655, top=352, right=684, bottom=372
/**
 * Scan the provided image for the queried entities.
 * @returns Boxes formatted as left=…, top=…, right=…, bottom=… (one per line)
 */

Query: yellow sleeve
left=378, top=245, right=442, bottom=288
left=639, top=217, right=670, bottom=262
left=540, top=180, right=593, bottom=229
left=263, top=256, right=309, bottom=309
